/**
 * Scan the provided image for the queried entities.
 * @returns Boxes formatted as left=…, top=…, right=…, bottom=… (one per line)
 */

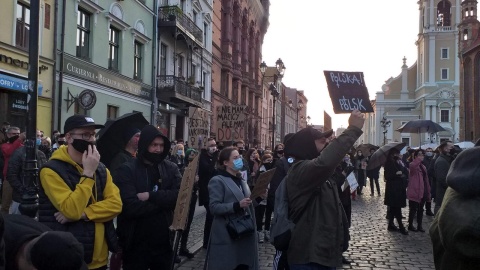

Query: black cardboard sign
left=323, top=71, right=374, bottom=114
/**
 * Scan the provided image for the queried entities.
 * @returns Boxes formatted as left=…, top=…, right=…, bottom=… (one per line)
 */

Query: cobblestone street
left=176, top=173, right=436, bottom=270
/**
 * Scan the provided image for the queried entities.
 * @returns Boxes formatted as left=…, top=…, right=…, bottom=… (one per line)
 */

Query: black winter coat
left=114, top=158, right=181, bottom=251
left=383, top=159, right=407, bottom=208
left=198, top=149, right=218, bottom=206
left=8, top=146, right=47, bottom=202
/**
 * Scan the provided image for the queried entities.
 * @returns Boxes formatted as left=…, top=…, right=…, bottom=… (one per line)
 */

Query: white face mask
left=208, top=146, right=217, bottom=153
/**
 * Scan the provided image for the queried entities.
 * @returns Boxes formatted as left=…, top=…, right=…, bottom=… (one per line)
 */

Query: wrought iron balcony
left=157, top=75, right=203, bottom=107
left=158, top=6, right=203, bottom=45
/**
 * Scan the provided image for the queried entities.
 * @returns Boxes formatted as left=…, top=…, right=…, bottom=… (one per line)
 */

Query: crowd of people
left=0, top=111, right=478, bottom=270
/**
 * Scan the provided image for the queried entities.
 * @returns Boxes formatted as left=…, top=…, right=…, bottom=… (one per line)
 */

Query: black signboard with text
left=323, top=71, right=374, bottom=114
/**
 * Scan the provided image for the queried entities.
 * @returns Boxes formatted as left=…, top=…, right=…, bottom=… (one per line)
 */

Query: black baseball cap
left=64, top=115, right=104, bottom=134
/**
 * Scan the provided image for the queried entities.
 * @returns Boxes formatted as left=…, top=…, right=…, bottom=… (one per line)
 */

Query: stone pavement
left=175, top=176, right=436, bottom=270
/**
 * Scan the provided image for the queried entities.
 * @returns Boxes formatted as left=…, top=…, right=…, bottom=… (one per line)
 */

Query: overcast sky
left=262, top=0, right=419, bottom=130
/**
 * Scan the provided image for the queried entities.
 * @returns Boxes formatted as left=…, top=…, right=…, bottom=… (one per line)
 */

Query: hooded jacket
left=39, top=146, right=122, bottom=269
left=429, top=147, right=480, bottom=270
left=285, top=126, right=362, bottom=267
left=114, top=125, right=181, bottom=252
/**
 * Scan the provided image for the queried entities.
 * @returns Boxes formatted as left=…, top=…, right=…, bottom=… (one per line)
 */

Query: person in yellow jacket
left=39, top=115, right=122, bottom=270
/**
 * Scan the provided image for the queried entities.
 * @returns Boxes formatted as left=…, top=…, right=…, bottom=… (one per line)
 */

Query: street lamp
left=260, top=58, right=286, bottom=150
left=380, top=116, right=391, bottom=145
left=288, top=99, right=303, bottom=132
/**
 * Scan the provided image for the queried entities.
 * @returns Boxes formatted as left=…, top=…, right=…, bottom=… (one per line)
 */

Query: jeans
left=290, top=263, right=336, bottom=270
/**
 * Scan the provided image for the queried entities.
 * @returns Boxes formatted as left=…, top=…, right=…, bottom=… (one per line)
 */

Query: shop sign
left=63, top=55, right=151, bottom=99
left=0, top=73, right=43, bottom=95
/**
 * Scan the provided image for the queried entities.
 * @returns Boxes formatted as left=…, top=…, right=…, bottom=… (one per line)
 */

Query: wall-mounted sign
left=63, top=54, right=151, bottom=99
left=0, top=73, right=43, bottom=95
left=78, top=89, right=97, bottom=110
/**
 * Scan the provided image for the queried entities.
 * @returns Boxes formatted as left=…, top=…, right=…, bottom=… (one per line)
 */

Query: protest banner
left=250, top=168, right=276, bottom=200
left=188, top=107, right=210, bottom=149
left=216, top=105, right=246, bottom=142
left=323, top=71, right=374, bottom=114
left=171, top=155, right=199, bottom=231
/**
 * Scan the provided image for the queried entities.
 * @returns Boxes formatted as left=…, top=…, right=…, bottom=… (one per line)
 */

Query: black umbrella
left=396, top=120, right=445, bottom=133
left=366, top=142, right=406, bottom=170
left=356, top=143, right=379, bottom=156
left=97, top=112, right=149, bottom=168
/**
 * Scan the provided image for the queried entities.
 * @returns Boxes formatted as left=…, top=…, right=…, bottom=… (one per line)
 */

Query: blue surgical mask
left=36, top=138, right=41, bottom=146
left=233, top=158, right=243, bottom=171
left=177, top=150, right=183, bottom=156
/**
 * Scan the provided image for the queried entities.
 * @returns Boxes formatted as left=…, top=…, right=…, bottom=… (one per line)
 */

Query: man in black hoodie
left=115, top=125, right=181, bottom=270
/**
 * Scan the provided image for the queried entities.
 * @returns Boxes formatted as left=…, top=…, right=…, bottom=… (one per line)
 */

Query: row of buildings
left=0, top=0, right=310, bottom=150
left=360, top=0, right=480, bottom=147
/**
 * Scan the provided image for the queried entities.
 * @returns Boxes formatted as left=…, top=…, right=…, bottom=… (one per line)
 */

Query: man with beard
left=433, top=141, right=454, bottom=214
left=0, top=127, right=25, bottom=214
left=285, top=110, right=364, bottom=270
left=39, top=115, right=122, bottom=270
left=198, top=137, right=219, bottom=249
left=115, top=125, right=181, bottom=270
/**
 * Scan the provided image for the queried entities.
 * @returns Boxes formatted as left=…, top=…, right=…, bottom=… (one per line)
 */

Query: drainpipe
left=57, top=0, right=67, bottom=130
left=50, top=0, right=59, bottom=132
left=151, top=0, right=158, bottom=125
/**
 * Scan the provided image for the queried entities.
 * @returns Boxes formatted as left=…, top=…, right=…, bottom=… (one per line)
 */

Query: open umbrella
left=396, top=120, right=446, bottom=133
left=366, top=142, right=406, bottom=170
left=97, top=112, right=149, bottom=168
left=455, top=141, right=475, bottom=149
left=396, top=120, right=445, bottom=148
left=355, top=143, right=379, bottom=156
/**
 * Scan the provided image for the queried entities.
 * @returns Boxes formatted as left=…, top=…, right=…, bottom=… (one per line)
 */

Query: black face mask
left=57, top=141, right=66, bottom=146
left=263, top=162, right=274, bottom=170
left=38, top=145, right=51, bottom=153
left=143, top=151, right=164, bottom=164
left=277, top=150, right=284, bottom=155
left=238, top=149, right=245, bottom=155
left=71, top=139, right=95, bottom=154
left=7, top=135, right=19, bottom=143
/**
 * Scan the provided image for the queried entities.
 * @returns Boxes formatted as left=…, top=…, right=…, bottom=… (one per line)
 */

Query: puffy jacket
left=39, top=146, right=122, bottom=269
left=407, top=158, right=431, bottom=203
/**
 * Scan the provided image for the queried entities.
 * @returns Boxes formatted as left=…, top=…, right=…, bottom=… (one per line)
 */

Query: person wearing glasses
left=0, top=126, right=25, bottom=214
left=39, top=115, right=122, bottom=270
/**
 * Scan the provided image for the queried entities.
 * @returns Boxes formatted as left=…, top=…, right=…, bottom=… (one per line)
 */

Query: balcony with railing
left=157, top=75, right=203, bottom=107
left=158, top=6, right=203, bottom=45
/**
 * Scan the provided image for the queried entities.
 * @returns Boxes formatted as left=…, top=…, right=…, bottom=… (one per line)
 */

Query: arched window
left=437, top=0, right=451, bottom=26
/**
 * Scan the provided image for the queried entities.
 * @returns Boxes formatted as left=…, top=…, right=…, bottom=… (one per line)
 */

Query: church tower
left=414, top=0, right=461, bottom=143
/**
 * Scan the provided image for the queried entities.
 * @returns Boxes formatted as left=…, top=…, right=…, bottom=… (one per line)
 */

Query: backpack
left=269, top=174, right=317, bottom=251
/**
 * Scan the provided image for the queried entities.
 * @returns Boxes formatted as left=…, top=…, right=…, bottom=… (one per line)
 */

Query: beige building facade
left=0, top=1, right=55, bottom=134
left=364, top=0, right=461, bottom=147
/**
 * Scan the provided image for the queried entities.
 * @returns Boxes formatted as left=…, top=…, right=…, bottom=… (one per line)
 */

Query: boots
left=179, top=247, right=195, bottom=259
left=399, top=224, right=409, bottom=235
left=425, top=202, right=434, bottom=216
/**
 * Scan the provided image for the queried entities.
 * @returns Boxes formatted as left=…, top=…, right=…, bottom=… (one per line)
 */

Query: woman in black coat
left=383, top=148, right=408, bottom=235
